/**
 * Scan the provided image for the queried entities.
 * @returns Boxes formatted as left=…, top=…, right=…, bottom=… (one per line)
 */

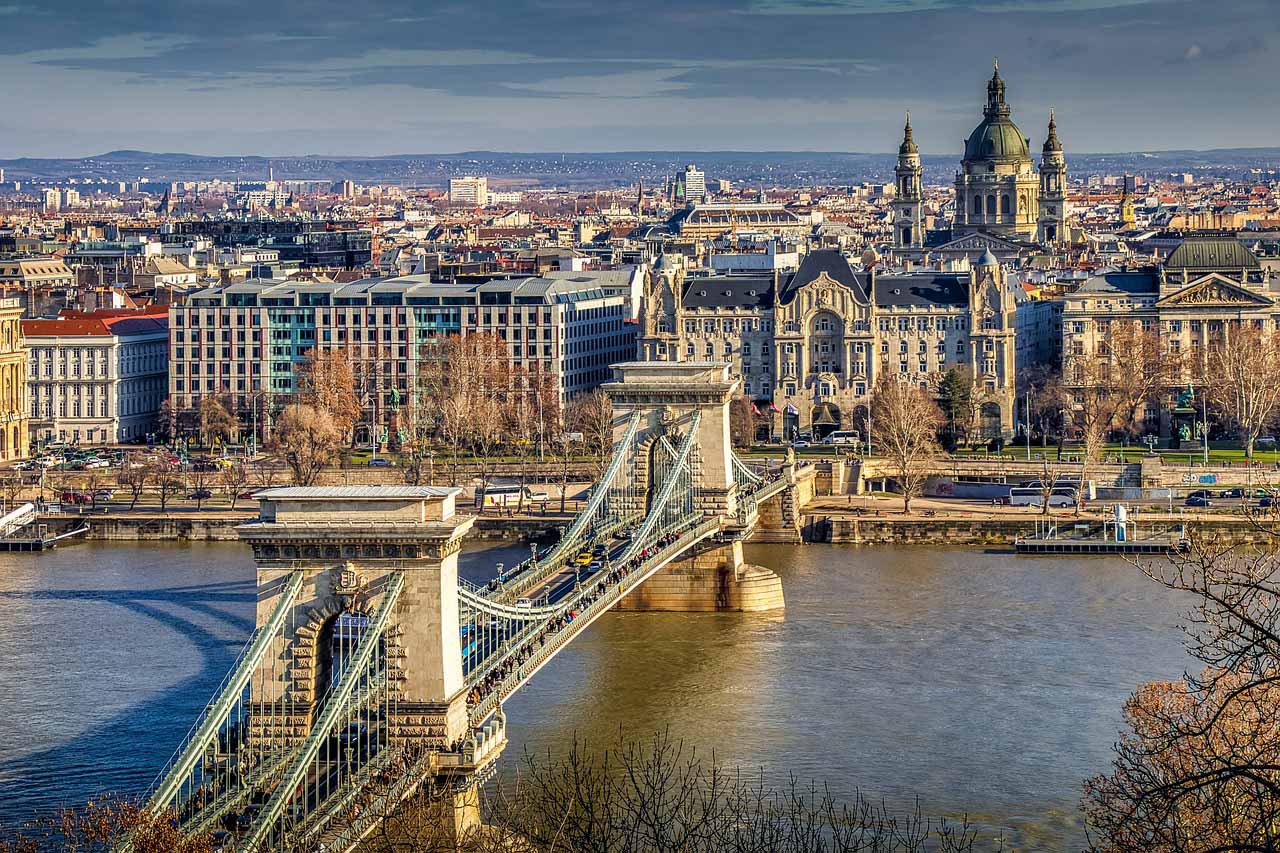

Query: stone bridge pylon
left=602, top=361, right=786, bottom=612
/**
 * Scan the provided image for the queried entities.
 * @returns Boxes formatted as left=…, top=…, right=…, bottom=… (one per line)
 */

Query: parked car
left=12, top=460, right=33, bottom=470
left=83, top=458, right=109, bottom=469
left=60, top=491, right=92, bottom=505
left=367, top=458, right=392, bottom=467
left=1259, top=495, right=1276, bottom=509
left=1185, top=495, right=1213, bottom=507
left=187, top=488, right=214, bottom=501
left=91, top=488, right=115, bottom=501
left=1186, top=489, right=1214, bottom=501
left=791, top=440, right=811, bottom=449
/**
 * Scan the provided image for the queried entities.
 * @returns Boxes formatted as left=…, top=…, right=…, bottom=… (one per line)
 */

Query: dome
left=964, top=116, right=1030, bottom=162
left=977, top=248, right=999, bottom=267
left=963, top=61, right=1031, bottom=164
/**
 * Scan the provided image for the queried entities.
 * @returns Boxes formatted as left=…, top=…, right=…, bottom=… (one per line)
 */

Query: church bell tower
left=892, top=113, right=924, bottom=250
left=1037, top=112, right=1068, bottom=245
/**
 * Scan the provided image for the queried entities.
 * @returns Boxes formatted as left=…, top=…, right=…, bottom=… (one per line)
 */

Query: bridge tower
left=235, top=486, right=489, bottom=844
left=602, top=361, right=785, bottom=611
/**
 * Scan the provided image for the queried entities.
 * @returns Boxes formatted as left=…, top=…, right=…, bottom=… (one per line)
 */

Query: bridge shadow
left=0, top=579, right=256, bottom=829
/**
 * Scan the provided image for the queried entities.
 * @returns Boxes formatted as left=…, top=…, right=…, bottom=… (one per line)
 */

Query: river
left=0, top=540, right=1192, bottom=850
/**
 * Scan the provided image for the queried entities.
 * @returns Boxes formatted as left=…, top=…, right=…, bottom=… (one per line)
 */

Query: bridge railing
left=238, top=573, right=404, bottom=852
left=468, top=515, right=718, bottom=726
left=144, top=571, right=306, bottom=816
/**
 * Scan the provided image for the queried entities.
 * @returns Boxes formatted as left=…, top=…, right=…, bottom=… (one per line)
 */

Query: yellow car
left=574, top=552, right=593, bottom=566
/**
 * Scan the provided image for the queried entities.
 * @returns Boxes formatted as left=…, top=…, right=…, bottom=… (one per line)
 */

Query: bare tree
left=197, top=395, right=237, bottom=448
left=0, top=475, right=23, bottom=513
left=297, top=346, right=361, bottom=443
left=871, top=374, right=942, bottom=513
left=0, top=796, right=211, bottom=853
left=568, top=388, right=615, bottom=477
left=117, top=452, right=150, bottom=509
left=1017, top=363, right=1068, bottom=451
left=1203, top=324, right=1280, bottom=458
left=220, top=460, right=250, bottom=510
left=354, top=730, right=991, bottom=853
left=186, top=466, right=213, bottom=509
left=150, top=461, right=184, bottom=512
left=1064, top=322, right=1174, bottom=512
left=252, top=458, right=283, bottom=491
left=1085, top=538, right=1280, bottom=851
left=729, top=394, right=761, bottom=449
left=270, top=403, right=342, bottom=486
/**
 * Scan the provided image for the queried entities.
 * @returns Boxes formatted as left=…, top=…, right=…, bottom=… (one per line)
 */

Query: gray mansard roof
left=778, top=249, right=868, bottom=305
left=1076, top=269, right=1160, bottom=295
left=681, top=275, right=775, bottom=309
left=874, top=274, right=969, bottom=308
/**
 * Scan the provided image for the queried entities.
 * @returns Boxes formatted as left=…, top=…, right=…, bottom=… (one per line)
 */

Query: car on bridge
left=574, top=552, right=593, bottom=566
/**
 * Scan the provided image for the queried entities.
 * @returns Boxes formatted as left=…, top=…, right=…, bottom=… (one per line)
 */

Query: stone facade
left=0, top=298, right=28, bottom=461
left=1061, top=237, right=1280, bottom=438
left=638, top=249, right=1027, bottom=440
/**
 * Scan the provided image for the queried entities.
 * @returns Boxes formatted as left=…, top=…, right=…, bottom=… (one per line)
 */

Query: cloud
left=0, top=0, right=1275, bottom=156
left=746, top=0, right=1162, bottom=12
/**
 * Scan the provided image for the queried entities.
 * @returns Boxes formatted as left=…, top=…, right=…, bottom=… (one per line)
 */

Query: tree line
left=268, top=334, right=616, bottom=492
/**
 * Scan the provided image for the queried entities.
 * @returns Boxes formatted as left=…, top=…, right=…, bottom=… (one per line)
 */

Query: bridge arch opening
left=313, top=610, right=385, bottom=714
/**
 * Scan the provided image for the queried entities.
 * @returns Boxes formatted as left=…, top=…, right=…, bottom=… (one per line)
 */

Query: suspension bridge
left=138, top=362, right=811, bottom=851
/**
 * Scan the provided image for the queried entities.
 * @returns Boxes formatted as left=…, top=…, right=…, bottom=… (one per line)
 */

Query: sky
left=0, top=0, right=1274, bottom=158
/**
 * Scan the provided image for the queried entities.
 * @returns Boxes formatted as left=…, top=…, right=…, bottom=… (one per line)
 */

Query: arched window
left=973, top=195, right=983, bottom=215
left=986, top=195, right=997, bottom=217
left=1001, top=194, right=1011, bottom=215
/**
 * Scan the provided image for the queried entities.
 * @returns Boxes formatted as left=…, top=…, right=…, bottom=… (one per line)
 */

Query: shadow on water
left=0, top=579, right=255, bottom=828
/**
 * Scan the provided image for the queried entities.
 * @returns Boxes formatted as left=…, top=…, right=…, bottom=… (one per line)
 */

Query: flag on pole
left=769, top=402, right=781, bottom=413
left=751, top=403, right=761, bottom=416
left=785, top=404, right=799, bottom=415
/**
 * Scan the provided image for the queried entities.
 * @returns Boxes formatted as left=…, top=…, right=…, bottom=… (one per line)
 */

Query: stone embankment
left=810, top=513, right=1277, bottom=547
left=47, top=510, right=574, bottom=543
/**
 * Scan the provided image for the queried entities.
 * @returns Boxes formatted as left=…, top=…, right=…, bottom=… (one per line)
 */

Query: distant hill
left=3, top=147, right=1278, bottom=187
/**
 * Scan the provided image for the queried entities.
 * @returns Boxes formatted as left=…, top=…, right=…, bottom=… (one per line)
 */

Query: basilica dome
left=962, top=63, right=1031, bottom=165
left=964, top=115, right=1030, bottom=162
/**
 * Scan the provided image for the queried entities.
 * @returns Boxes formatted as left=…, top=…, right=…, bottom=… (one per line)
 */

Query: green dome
left=964, top=116, right=1030, bottom=162
left=963, top=62, right=1031, bottom=163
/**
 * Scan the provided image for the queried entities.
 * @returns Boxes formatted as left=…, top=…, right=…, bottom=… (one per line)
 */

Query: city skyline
left=0, top=0, right=1274, bottom=158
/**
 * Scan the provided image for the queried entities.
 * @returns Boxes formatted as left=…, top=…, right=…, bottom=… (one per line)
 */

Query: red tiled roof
left=24, top=308, right=168, bottom=338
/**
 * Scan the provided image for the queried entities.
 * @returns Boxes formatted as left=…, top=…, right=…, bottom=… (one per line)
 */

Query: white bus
left=824, top=430, right=861, bottom=446
left=1007, top=486, right=1077, bottom=508
left=477, top=485, right=550, bottom=508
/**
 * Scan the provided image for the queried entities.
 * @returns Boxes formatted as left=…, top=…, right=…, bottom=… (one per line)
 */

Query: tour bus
left=823, top=430, right=861, bottom=446
left=476, top=484, right=551, bottom=508
left=1007, top=486, right=1078, bottom=508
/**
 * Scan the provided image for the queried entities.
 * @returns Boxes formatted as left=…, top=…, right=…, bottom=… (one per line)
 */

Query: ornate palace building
left=1063, top=236, right=1280, bottom=439
left=892, top=63, right=1070, bottom=262
left=638, top=248, right=1037, bottom=441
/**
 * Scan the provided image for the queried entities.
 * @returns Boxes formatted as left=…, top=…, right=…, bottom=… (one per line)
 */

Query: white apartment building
left=24, top=309, right=170, bottom=445
left=448, top=176, right=488, bottom=206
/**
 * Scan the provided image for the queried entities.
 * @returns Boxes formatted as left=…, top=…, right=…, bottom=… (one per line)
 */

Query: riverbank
left=808, top=509, right=1277, bottom=546
left=41, top=509, right=573, bottom=543
left=33, top=504, right=1280, bottom=549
